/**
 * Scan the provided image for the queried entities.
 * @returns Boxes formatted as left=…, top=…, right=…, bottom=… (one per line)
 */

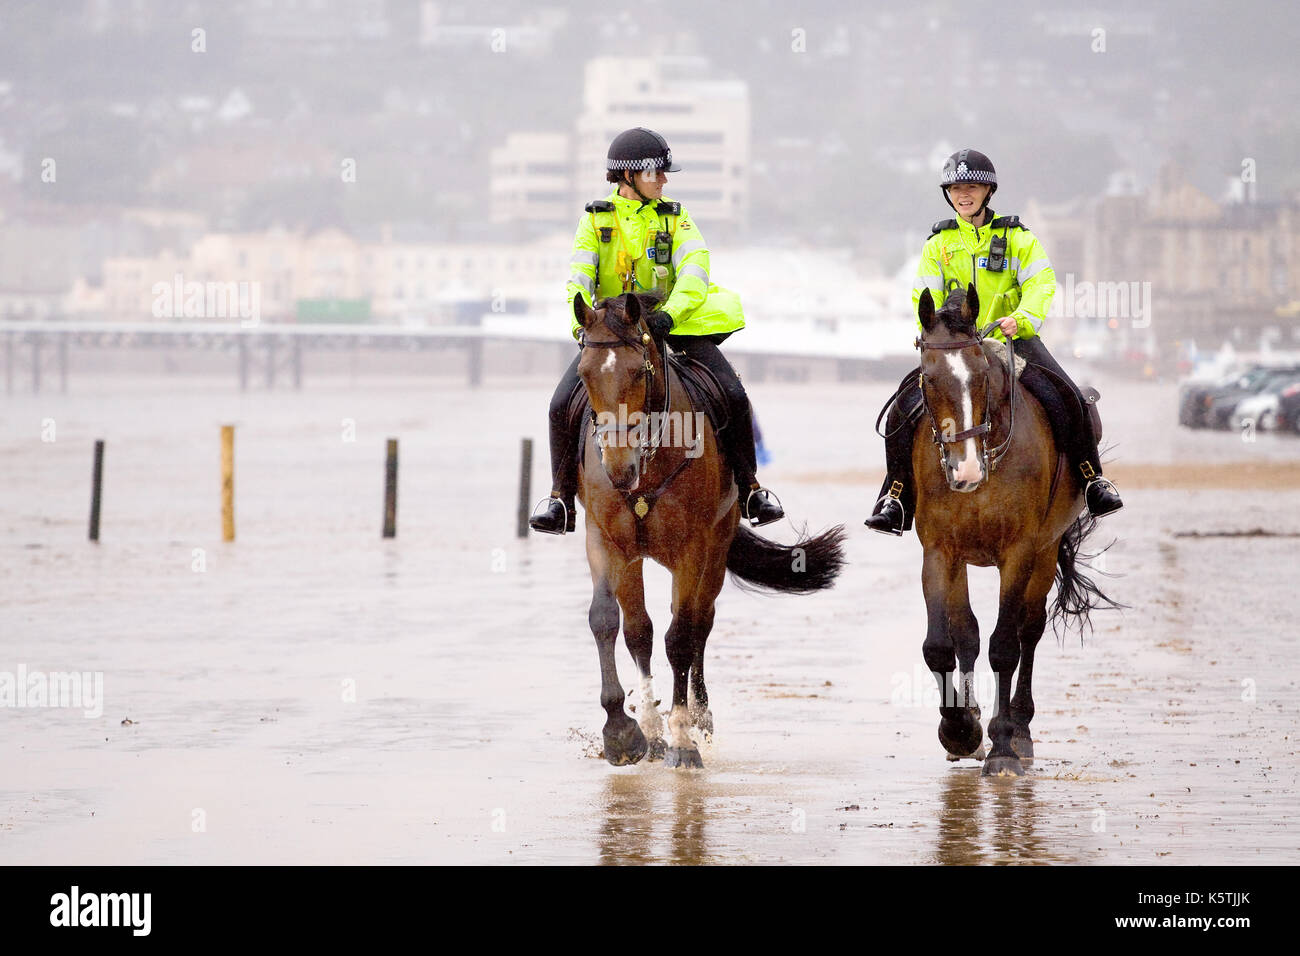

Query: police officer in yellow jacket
left=864, top=148, right=1123, bottom=535
left=530, top=127, right=783, bottom=534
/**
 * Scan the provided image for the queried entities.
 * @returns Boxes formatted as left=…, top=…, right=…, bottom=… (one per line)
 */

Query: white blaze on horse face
left=600, top=348, right=618, bottom=374
left=945, top=352, right=983, bottom=485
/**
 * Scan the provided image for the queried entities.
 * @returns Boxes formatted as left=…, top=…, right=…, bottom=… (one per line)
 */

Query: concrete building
left=1086, top=165, right=1300, bottom=355
left=574, top=57, right=750, bottom=233
left=489, top=133, right=572, bottom=229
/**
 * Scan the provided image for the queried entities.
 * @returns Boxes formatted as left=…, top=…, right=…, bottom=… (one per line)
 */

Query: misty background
left=1, top=0, right=1297, bottom=373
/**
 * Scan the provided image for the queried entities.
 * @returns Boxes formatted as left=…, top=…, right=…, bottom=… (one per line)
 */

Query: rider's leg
left=1012, top=336, right=1122, bottom=517
left=866, top=371, right=923, bottom=536
left=529, top=352, right=583, bottom=535
left=666, top=334, right=783, bottom=526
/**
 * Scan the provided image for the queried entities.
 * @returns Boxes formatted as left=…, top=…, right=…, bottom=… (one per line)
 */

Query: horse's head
left=574, top=291, right=662, bottom=491
left=917, top=284, right=993, bottom=492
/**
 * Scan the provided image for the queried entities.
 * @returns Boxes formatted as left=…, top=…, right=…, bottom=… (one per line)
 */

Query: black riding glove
left=646, top=310, right=674, bottom=339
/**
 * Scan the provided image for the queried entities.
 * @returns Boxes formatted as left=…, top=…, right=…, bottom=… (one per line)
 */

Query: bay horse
left=910, top=284, right=1120, bottom=776
left=571, top=291, right=846, bottom=769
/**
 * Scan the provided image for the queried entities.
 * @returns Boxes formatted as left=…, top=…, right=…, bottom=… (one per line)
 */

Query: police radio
left=653, top=231, right=672, bottom=265
left=987, top=234, right=1007, bottom=272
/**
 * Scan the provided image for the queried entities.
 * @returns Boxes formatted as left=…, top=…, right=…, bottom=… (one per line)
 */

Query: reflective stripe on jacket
left=912, top=211, right=1055, bottom=342
left=566, top=189, right=744, bottom=340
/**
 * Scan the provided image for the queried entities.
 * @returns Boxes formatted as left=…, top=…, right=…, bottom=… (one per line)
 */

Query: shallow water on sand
left=0, top=373, right=1296, bottom=864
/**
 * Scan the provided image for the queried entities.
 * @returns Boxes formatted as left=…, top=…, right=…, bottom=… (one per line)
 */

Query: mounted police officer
left=529, top=127, right=783, bottom=534
left=864, top=148, right=1123, bottom=535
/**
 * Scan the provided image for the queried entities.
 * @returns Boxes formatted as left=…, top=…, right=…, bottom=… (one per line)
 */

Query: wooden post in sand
left=517, top=437, right=533, bottom=538
left=88, top=440, right=104, bottom=542
left=221, top=425, right=235, bottom=542
left=382, top=438, right=398, bottom=539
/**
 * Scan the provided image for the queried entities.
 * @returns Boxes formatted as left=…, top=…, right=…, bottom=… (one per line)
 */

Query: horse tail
left=725, top=523, right=847, bottom=594
left=1051, top=513, right=1127, bottom=636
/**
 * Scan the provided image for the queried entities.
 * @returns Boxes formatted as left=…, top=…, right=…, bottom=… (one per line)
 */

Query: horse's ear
left=918, top=288, right=936, bottom=332
left=963, top=283, right=979, bottom=324
left=622, top=293, right=642, bottom=326
left=574, top=292, right=596, bottom=329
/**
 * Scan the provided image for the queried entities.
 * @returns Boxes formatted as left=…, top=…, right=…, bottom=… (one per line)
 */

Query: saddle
left=666, top=346, right=730, bottom=435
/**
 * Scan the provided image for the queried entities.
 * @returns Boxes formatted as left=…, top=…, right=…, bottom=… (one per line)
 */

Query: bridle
left=913, top=321, right=1017, bottom=476
left=578, top=308, right=672, bottom=481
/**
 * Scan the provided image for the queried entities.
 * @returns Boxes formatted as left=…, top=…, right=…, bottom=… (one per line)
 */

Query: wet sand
left=1, top=373, right=1296, bottom=864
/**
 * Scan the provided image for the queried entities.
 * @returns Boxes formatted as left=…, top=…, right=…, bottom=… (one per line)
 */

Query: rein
left=913, top=321, right=1017, bottom=474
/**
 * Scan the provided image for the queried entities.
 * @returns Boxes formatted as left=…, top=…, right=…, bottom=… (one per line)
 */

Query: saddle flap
left=667, top=348, right=729, bottom=433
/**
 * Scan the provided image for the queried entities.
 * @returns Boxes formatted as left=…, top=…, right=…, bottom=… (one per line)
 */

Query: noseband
left=914, top=322, right=1016, bottom=475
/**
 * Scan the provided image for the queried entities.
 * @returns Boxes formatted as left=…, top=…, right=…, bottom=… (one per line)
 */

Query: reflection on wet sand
left=598, top=774, right=711, bottom=865
left=934, top=769, right=1079, bottom=865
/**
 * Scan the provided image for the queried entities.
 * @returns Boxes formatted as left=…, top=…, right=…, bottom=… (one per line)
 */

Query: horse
left=910, top=284, right=1120, bottom=776
left=571, top=290, right=847, bottom=769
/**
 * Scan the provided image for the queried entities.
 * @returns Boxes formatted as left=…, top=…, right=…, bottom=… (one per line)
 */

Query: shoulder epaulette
left=655, top=200, right=681, bottom=216
left=930, top=219, right=958, bottom=236
left=585, top=200, right=615, bottom=213
left=990, top=215, right=1025, bottom=230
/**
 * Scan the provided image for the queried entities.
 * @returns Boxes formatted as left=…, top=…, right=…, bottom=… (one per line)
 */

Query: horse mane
left=937, top=287, right=976, bottom=336
left=596, top=290, right=665, bottom=324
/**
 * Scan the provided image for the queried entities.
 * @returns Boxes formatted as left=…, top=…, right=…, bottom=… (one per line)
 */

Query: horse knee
left=665, top=617, right=696, bottom=670
left=922, top=636, right=955, bottom=674
left=988, top=630, right=1020, bottom=672
left=589, top=598, right=619, bottom=642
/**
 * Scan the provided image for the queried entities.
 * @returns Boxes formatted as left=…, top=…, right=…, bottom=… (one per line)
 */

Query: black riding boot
left=529, top=355, right=582, bottom=535
left=727, top=394, right=785, bottom=526
left=667, top=334, right=783, bottom=526
left=1013, top=338, right=1123, bottom=518
left=865, top=371, right=922, bottom=536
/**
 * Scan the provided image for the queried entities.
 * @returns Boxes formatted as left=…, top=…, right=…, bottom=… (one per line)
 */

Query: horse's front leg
left=983, top=546, right=1037, bottom=777
left=615, top=558, right=666, bottom=760
left=588, top=531, right=647, bottom=767
left=662, top=543, right=723, bottom=769
left=1010, top=549, right=1058, bottom=765
left=946, top=565, right=987, bottom=761
left=922, top=550, right=983, bottom=759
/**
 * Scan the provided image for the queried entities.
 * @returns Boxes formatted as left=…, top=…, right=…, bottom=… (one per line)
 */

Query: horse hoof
left=938, top=715, right=983, bottom=757
left=603, top=721, right=648, bottom=766
left=1011, top=732, right=1035, bottom=764
left=664, top=746, right=704, bottom=769
left=646, top=737, right=667, bottom=762
left=945, top=744, right=987, bottom=762
left=981, top=754, right=1025, bottom=777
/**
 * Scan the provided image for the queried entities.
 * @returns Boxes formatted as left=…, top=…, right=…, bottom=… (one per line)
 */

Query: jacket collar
left=954, top=208, right=996, bottom=245
left=609, top=187, right=656, bottom=213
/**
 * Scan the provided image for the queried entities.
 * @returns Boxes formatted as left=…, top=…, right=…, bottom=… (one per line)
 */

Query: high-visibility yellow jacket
left=912, top=211, right=1056, bottom=342
left=566, top=188, right=744, bottom=340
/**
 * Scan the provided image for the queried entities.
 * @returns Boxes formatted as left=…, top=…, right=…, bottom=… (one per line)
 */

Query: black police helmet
left=607, top=128, right=681, bottom=173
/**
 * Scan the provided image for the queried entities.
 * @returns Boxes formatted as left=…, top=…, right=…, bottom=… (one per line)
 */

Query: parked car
left=1179, top=363, right=1258, bottom=429
left=1230, top=372, right=1300, bottom=432
left=1203, top=366, right=1300, bottom=430
left=1275, top=381, right=1300, bottom=435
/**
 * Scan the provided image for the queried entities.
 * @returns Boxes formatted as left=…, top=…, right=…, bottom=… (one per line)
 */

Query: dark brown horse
left=572, top=291, right=846, bottom=769
left=912, top=284, right=1120, bottom=776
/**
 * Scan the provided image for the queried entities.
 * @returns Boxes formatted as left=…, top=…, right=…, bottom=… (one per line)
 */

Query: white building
left=574, top=56, right=750, bottom=231
left=489, top=133, right=572, bottom=228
